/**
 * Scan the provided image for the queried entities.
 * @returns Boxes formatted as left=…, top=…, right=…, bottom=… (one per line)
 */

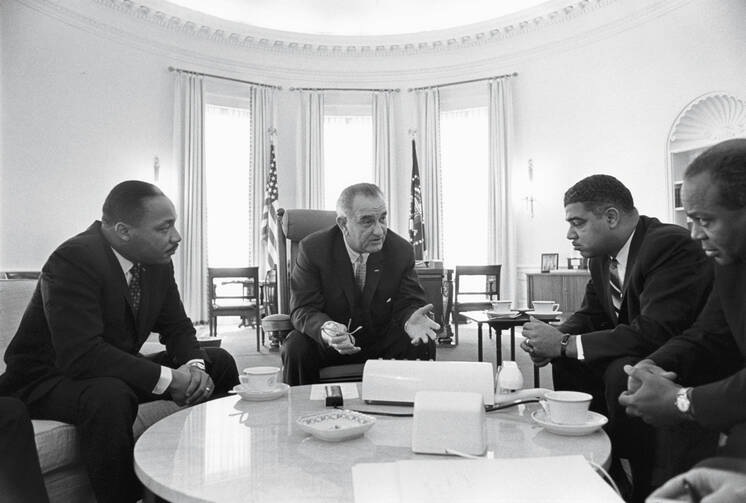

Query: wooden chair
left=276, top=208, right=364, bottom=383
left=207, top=267, right=261, bottom=351
left=452, top=265, right=501, bottom=345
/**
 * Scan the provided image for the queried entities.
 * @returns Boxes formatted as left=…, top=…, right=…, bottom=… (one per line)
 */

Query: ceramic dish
left=232, top=383, right=289, bottom=402
left=531, top=409, right=607, bottom=436
left=524, top=310, right=563, bottom=320
left=296, top=410, right=376, bottom=442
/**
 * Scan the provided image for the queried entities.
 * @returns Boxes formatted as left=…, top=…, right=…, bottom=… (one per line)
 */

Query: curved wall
left=2, top=0, right=746, bottom=282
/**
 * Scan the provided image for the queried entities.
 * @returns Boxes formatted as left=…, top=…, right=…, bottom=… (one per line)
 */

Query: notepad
left=352, top=455, right=623, bottom=503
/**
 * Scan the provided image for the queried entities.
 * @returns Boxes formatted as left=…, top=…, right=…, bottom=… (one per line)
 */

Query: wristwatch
left=560, top=334, right=571, bottom=358
left=675, top=387, right=695, bottom=420
left=188, top=361, right=206, bottom=372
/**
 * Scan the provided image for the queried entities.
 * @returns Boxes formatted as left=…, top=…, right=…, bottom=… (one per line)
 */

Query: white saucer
left=531, top=409, right=607, bottom=436
left=525, top=310, right=562, bottom=320
left=486, top=310, right=521, bottom=318
left=232, top=383, right=289, bottom=402
left=296, top=410, right=376, bottom=442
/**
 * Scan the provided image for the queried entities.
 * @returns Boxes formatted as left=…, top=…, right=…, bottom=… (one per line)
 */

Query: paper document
left=309, top=383, right=359, bottom=400
left=353, top=455, right=623, bottom=503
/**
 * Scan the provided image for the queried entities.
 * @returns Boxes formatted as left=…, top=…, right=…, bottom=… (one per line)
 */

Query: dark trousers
left=0, top=397, right=50, bottom=503
left=24, top=348, right=239, bottom=503
left=552, top=356, right=717, bottom=503
left=282, top=329, right=435, bottom=385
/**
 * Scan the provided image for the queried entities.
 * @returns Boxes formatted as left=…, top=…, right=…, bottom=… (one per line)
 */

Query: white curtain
left=488, top=78, right=516, bottom=301
left=373, top=91, right=395, bottom=212
left=299, top=92, right=325, bottom=209
left=251, top=86, right=277, bottom=278
left=173, top=72, right=207, bottom=323
left=416, top=89, right=443, bottom=259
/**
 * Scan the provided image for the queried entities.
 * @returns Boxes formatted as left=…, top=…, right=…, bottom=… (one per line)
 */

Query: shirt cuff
left=152, top=366, right=173, bottom=395
left=576, top=335, right=585, bottom=361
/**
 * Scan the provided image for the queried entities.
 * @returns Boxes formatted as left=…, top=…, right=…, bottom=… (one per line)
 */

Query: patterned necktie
left=353, top=255, right=366, bottom=292
left=609, top=258, right=622, bottom=314
left=129, top=263, right=143, bottom=315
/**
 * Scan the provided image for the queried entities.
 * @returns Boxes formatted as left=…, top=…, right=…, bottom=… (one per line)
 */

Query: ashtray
left=296, top=410, right=376, bottom=442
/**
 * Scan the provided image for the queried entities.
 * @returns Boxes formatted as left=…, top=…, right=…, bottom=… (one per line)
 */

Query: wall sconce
left=153, top=156, right=160, bottom=183
left=524, top=158, right=535, bottom=218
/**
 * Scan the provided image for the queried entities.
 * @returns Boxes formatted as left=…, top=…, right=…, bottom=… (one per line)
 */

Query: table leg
left=510, top=327, right=516, bottom=361
left=495, top=327, right=502, bottom=366
left=534, top=365, right=540, bottom=388
left=477, top=322, right=483, bottom=362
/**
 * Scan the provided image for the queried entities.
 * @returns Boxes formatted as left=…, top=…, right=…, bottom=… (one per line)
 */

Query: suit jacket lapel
left=623, top=218, right=647, bottom=291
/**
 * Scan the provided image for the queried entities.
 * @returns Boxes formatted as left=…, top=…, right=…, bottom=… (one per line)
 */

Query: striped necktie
left=353, top=255, right=366, bottom=292
left=129, top=263, right=143, bottom=315
left=609, top=258, right=622, bottom=315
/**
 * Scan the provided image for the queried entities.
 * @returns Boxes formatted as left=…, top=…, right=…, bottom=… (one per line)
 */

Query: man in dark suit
left=282, top=183, right=439, bottom=385
left=520, top=174, right=713, bottom=502
left=0, top=181, right=239, bottom=503
left=620, top=139, right=746, bottom=457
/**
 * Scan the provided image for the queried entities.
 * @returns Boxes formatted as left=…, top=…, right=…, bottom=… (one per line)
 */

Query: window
left=323, top=109, right=374, bottom=210
left=204, top=104, right=253, bottom=267
left=440, top=106, right=489, bottom=269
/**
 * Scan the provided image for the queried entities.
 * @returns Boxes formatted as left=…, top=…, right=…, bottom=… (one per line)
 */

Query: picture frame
left=540, top=253, right=559, bottom=273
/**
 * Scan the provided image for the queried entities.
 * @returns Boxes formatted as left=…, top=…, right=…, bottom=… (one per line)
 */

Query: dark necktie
left=609, top=258, right=622, bottom=315
left=353, top=255, right=366, bottom=292
left=129, top=263, right=143, bottom=315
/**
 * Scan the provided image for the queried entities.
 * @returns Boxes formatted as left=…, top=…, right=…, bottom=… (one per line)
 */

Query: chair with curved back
left=274, top=208, right=364, bottom=383
left=452, top=265, right=502, bottom=344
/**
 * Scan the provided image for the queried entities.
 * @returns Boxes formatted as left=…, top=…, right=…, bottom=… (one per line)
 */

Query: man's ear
left=336, top=216, right=348, bottom=235
left=114, top=222, right=132, bottom=241
left=605, top=207, right=621, bottom=228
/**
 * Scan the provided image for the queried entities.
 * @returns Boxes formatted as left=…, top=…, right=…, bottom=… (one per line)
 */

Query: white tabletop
left=134, top=384, right=611, bottom=503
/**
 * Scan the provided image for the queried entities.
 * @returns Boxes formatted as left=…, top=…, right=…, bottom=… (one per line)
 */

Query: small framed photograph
left=540, top=253, right=559, bottom=273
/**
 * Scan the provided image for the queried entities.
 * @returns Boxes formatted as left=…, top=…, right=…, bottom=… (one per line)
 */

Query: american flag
left=261, top=143, right=279, bottom=270
left=409, top=139, right=426, bottom=260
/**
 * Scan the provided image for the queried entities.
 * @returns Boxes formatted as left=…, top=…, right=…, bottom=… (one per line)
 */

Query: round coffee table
left=134, top=384, right=610, bottom=502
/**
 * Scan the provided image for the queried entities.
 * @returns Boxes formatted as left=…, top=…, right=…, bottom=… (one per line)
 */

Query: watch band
left=188, top=361, right=206, bottom=372
left=560, top=334, right=571, bottom=358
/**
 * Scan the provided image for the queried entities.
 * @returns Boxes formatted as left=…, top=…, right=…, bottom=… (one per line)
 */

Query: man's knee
left=282, top=330, right=317, bottom=363
left=204, top=347, right=238, bottom=373
left=79, top=377, right=138, bottom=423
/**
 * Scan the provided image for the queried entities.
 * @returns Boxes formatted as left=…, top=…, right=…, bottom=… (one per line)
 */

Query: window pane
left=441, top=107, right=489, bottom=275
left=205, top=104, right=252, bottom=267
left=323, top=115, right=373, bottom=210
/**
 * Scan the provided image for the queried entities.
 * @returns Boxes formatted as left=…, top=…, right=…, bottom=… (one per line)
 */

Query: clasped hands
left=168, top=364, right=214, bottom=406
left=520, top=317, right=563, bottom=367
left=618, top=359, right=685, bottom=426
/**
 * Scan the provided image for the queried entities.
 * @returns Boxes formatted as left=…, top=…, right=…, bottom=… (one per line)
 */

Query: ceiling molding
left=89, top=0, right=621, bottom=56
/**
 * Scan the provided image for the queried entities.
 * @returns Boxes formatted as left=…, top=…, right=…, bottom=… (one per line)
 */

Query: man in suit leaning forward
left=621, top=139, right=746, bottom=458
left=282, top=183, right=439, bottom=385
left=0, top=180, right=240, bottom=503
left=520, top=174, right=713, bottom=501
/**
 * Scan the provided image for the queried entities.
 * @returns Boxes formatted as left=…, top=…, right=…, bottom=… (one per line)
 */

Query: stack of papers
left=352, top=455, right=623, bottom=503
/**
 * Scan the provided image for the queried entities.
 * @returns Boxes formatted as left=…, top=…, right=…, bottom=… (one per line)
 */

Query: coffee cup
left=540, top=390, right=592, bottom=424
left=240, top=366, right=281, bottom=391
left=532, top=301, right=560, bottom=314
left=491, top=300, right=513, bottom=314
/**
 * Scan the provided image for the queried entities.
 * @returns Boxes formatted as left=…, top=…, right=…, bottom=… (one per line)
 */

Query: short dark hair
left=102, top=180, right=164, bottom=226
left=336, top=183, right=384, bottom=217
left=564, top=174, right=635, bottom=215
left=684, top=139, right=746, bottom=210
